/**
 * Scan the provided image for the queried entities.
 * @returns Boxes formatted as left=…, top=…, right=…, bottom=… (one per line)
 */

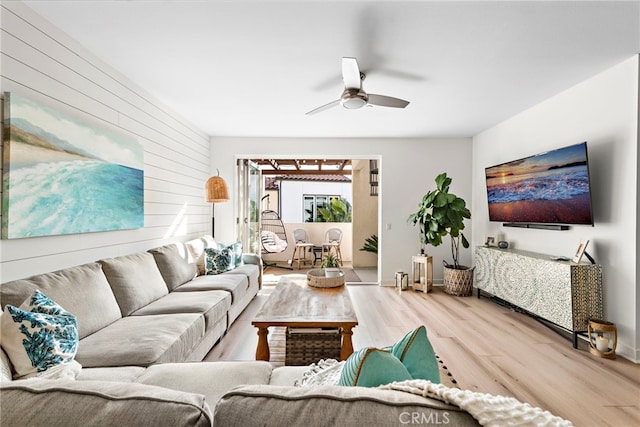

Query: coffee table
left=252, top=277, right=358, bottom=361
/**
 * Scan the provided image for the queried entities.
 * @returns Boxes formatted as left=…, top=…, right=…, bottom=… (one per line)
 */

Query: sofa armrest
left=242, top=253, right=263, bottom=289
left=242, top=253, right=262, bottom=266
left=214, top=385, right=479, bottom=427
left=1, top=379, right=212, bottom=426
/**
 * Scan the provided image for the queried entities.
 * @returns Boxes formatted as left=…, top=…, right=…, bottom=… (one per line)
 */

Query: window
left=303, top=194, right=340, bottom=222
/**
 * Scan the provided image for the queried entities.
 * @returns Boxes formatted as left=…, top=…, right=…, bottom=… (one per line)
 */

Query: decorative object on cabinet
left=572, top=239, right=589, bottom=263
left=407, top=173, right=472, bottom=296
left=587, top=319, right=617, bottom=359
left=475, top=246, right=603, bottom=348
left=411, top=255, right=433, bottom=293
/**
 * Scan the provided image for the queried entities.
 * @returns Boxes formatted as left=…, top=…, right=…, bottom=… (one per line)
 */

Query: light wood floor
left=205, top=281, right=640, bottom=426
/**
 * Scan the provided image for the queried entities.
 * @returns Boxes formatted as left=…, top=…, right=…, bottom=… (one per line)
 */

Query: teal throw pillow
left=204, top=246, right=235, bottom=274
left=391, top=325, right=440, bottom=383
left=0, top=290, right=79, bottom=379
left=338, top=347, right=412, bottom=387
left=226, top=241, right=243, bottom=267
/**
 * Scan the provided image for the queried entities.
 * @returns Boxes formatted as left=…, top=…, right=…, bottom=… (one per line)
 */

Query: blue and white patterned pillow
left=224, top=241, right=243, bottom=267
left=204, top=246, right=235, bottom=275
left=0, top=290, right=79, bottom=379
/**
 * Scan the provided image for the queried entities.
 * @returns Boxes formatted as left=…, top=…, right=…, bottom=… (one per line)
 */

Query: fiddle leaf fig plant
left=407, top=172, right=471, bottom=269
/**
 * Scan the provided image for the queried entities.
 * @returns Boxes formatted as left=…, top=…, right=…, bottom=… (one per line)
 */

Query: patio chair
left=291, top=228, right=315, bottom=269
left=321, top=227, right=343, bottom=266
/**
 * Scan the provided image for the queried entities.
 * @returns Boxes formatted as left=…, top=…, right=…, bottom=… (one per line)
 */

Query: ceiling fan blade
left=305, top=99, right=341, bottom=115
left=342, top=57, right=362, bottom=90
left=367, top=94, right=410, bottom=108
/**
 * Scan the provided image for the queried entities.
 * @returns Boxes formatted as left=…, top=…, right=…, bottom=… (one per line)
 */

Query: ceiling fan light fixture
left=340, top=89, right=368, bottom=109
left=306, top=57, right=410, bottom=115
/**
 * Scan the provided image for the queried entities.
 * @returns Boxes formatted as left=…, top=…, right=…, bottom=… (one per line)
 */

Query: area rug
left=263, top=268, right=361, bottom=286
left=267, top=326, right=457, bottom=388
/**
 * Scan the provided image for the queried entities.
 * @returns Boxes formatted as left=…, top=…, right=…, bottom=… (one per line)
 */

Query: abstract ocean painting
left=2, top=92, right=144, bottom=239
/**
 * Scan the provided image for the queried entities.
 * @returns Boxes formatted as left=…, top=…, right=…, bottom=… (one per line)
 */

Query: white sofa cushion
left=76, top=313, right=204, bottom=368
left=148, top=243, right=198, bottom=291
left=0, top=263, right=122, bottom=339
left=137, top=361, right=273, bottom=409
left=132, top=290, right=231, bottom=331
left=100, top=252, right=169, bottom=317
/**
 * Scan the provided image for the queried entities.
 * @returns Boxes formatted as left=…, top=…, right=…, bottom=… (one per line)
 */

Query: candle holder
left=587, top=319, right=617, bottom=359
left=395, top=271, right=409, bottom=293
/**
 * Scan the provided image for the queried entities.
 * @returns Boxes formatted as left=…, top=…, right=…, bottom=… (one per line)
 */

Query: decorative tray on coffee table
left=306, top=268, right=345, bottom=288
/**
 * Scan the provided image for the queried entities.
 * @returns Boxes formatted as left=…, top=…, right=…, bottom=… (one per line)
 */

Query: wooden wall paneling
left=0, top=1, right=213, bottom=282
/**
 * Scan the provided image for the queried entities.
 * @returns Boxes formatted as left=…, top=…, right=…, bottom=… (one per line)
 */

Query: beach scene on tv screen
left=485, top=143, right=593, bottom=225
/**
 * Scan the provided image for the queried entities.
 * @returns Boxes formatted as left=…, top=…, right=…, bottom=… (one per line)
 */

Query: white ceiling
left=23, top=1, right=640, bottom=139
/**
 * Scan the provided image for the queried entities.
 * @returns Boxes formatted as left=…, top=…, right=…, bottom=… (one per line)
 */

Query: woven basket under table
left=285, top=327, right=341, bottom=366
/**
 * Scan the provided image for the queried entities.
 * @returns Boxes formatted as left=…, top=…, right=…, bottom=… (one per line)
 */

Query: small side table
left=412, top=255, right=433, bottom=293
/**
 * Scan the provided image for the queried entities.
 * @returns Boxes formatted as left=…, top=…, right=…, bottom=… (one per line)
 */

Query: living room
left=0, top=1, right=639, bottom=425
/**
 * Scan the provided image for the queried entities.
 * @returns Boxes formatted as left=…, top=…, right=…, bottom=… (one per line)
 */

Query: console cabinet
left=475, top=246, right=603, bottom=346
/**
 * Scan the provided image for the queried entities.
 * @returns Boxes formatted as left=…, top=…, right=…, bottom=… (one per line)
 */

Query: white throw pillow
left=186, top=236, right=218, bottom=275
left=0, top=347, right=13, bottom=382
left=294, top=359, right=345, bottom=387
left=0, top=310, right=14, bottom=382
left=0, top=290, right=80, bottom=379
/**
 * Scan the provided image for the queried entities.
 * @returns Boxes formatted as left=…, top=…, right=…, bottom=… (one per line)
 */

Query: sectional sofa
left=0, top=235, right=486, bottom=426
left=1, top=236, right=261, bottom=369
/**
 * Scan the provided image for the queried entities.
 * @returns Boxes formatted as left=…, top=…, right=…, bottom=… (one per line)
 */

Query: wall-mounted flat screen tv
left=485, top=142, right=594, bottom=226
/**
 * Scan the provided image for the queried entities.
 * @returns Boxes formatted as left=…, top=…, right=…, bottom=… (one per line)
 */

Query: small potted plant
left=407, top=172, right=473, bottom=296
left=321, top=252, right=342, bottom=277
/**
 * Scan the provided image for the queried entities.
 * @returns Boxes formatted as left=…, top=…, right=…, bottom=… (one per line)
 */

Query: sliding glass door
left=237, top=159, right=261, bottom=254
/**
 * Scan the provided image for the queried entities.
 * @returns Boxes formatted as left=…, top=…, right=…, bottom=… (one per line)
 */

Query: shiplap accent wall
left=0, top=2, right=211, bottom=282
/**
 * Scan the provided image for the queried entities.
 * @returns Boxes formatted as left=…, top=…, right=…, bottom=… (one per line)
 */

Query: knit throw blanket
left=379, top=379, right=574, bottom=427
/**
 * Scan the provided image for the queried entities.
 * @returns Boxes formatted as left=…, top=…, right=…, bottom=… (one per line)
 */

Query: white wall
left=472, top=56, right=639, bottom=362
left=0, top=2, right=211, bottom=282
left=212, top=138, right=473, bottom=285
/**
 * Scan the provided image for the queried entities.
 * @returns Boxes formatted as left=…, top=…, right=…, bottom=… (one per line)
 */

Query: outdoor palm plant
left=317, top=197, right=352, bottom=222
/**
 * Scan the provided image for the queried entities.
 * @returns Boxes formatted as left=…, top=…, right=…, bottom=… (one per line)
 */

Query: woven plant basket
left=443, top=266, right=474, bottom=296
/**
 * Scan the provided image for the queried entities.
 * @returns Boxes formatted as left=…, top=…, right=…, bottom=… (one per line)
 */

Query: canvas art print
left=2, top=92, right=144, bottom=239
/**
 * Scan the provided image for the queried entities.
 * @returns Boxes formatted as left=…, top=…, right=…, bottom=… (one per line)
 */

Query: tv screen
left=485, top=142, right=594, bottom=226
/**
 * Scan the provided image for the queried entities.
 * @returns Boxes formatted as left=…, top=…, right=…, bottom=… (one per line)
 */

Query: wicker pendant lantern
left=206, top=170, right=230, bottom=237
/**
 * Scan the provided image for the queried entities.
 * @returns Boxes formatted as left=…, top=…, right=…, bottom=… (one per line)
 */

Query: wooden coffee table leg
left=255, top=327, right=270, bottom=361
left=340, top=326, right=354, bottom=360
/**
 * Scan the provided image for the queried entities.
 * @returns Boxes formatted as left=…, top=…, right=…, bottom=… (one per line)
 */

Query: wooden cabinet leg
left=255, top=327, right=270, bottom=361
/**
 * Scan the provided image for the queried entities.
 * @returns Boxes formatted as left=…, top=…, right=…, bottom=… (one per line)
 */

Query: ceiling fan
left=306, top=57, right=410, bottom=115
